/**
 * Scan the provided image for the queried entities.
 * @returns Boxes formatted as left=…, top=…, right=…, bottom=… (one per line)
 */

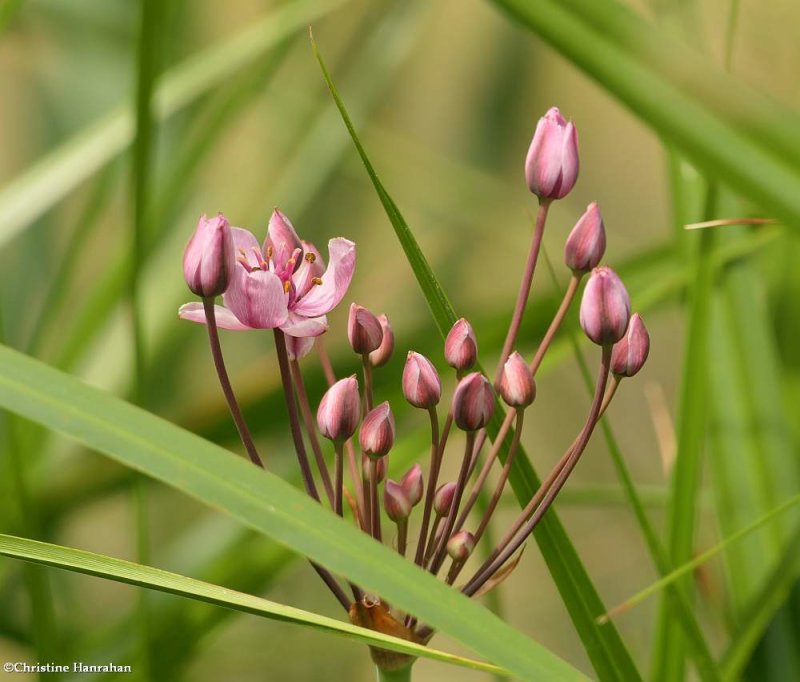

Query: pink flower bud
left=444, top=318, right=478, bottom=371
left=359, top=401, right=395, bottom=458
left=317, top=376, right=360, bottom=442
left=348, top=303, right=383, bottom=355
left=452, top=372, right=495, bottom=431
left=498, top=352, right=536, bottom=408
left=400, top=464, right=424, bottom=507
left=362, top=454, right=387, bottom=484
left=565, top=202, right=606, bottom=273
left=384, top=480, right=412, bottom=523
left=368, top=314, right=394, bottom=367
left=286, top=335, right=314, bottom=361
left=611, top=313, right=650, bottom=377
left=446, top=530, right=476, bottom=562
left=524, top=107, right=579, bottom=201
left=183, top=213, right=234, bottom=297
left=579, top=267, right=631, bottom=346
left=433, top=482, right=457, bottom=517
left=402, top=351, right=442, bottom=409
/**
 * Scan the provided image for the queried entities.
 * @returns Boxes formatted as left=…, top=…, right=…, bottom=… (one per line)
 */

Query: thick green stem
left=376, top=664, right=413, bottom=682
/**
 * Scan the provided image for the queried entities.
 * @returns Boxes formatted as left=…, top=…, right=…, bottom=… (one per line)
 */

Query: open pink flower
left=179, top=209, right=355, bottom=337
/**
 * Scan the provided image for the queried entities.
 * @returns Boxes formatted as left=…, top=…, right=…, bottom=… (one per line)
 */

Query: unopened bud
left=565, top=202, right=605, bottom=273
left=183, top=213, right=234, bottom=297
left=498, top=352, right=536, bottom=408
left=384, top=480, right=412, bottom=523
left=286, top=335, right=314, bottom=361
left=611, top=313, right=650, bottom=378
left=433, top=482, right=457, bottom=517
left=446, top=530, right=476, bottom=562
left=348, top=303, right=383, bottom=355
left=444, top=318, right=478, bottom=371
left=368, top=314, right=394, bottom=367
left=402, top=352, right=442, bottom=409
left=579, top=266, right=631, bottom=346
left=524, top=107, right=579, bottom=201
left=359, top=402, right=395, bottom=458
left=400, top=464, right=424, bottom=507
left=317, top=376, right=360, bottom=442
left=362, top=454, right=387, bottom=484
left=452, top=372, right=495, bottom=431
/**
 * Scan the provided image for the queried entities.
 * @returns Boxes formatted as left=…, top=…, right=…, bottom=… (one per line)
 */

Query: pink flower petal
left=178, top=302, right=251, bottom=330
left=281, top=312, right=328, bottom=337
left=292, top=240, right=325, bottom=298
left=265, top=209, right=302, bottom=268
left=291, top=238, right=355, bottom=317
left=224, top=268, right=289, bottom=329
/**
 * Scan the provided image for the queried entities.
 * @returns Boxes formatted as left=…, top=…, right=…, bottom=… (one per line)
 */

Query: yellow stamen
left=312, top=277, right=323, bottom=286
left=283, top=280, right=291, bottom=293
left=304, top=252, right=317, bottom=263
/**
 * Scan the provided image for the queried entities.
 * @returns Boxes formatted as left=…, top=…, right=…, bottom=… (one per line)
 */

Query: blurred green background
left=1, top=0, right=799, bottom=680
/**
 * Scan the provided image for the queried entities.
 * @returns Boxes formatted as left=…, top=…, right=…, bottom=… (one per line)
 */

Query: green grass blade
left=0, top=0, right=350, bottom=250
left=601, top=495, right=800, bottom=622
left=311, top=34, right=642, bottom=682
left=0, top=534, right=508, bottom=676
left=488, top=0, right=800, bottom=229
left=0, top=344, right=586, bottom=682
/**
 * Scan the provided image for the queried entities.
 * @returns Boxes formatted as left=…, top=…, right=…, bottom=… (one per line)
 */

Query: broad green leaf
left=0, top=534, right=507, bottom=676
left=489, top=0, right=800, bottom=230
left=0, top=0, right=350, bottom=250
left=311, top=34, right=642, bottom=682
left=0, top=344, right=586, bottom=682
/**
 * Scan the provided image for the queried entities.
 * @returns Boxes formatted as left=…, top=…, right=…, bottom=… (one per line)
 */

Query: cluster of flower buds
left=179, top=105, right=651, bottom=659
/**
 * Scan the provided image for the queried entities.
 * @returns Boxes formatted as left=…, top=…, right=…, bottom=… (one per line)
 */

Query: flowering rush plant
left=179, top=107, right=649, bottom=679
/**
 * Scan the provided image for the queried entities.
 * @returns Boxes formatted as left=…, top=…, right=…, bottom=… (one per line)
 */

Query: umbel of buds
left=360, top=402, right=395, bottom=458
left=368, top=314, right=394, bottom=367
left=565, top=203, right=606, bottom=274
left=579, top=266, right=631, bottom=346
left=348, top=303, right=383, bottom=354
left=498, top=352, right=536, bottom=408
left=183, top=213, right=234, bottom=297
left=402, top=352, right=442, bottom=409
left=452, top=372, right=495, bottom=431
left=317, top=376, right=360, bottom=442
left=611, top=313, right=650, bottom=378
left=525, top=107, right=579, bottom=201
left=444, top=318, right=478, bottom=371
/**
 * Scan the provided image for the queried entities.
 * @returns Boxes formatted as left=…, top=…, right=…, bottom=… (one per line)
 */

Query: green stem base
left=376, top=663, right=413, bottom=682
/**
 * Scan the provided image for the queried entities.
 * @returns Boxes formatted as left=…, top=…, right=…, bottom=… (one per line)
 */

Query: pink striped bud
left=348, top=303, right=383, bottom=354
left=384, top=480, right=412, bottom=523
left=579, top=267, right=631, bottom=346
left=183, top=213, right=234, bottom=297
left=498, top=352, right=536, bottom=408
left=565, top=202, right=606, bottom=273
left=316, top=376, right=360, bottom=442
left=359, top=402, right=395, bottom=458
left=433, top=482, right=457, bottom=517
left=524, top=107, right=579, bottom=201
left=400, top=464, right=424, bottom=507
left=285, top=335, right=314, bottom=361
left=444, top=318, right=478, bottom=371
left=402, top=351, right=442, bottom=409
left=611, top=313, right=650, bottom=378
left=368, top=314, right=394, bottom=367
left=452, top=372, right=495, bottom=431
left=446, top=530, right=475, bottom=562
left=362, top=454, right=387, bottom=484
